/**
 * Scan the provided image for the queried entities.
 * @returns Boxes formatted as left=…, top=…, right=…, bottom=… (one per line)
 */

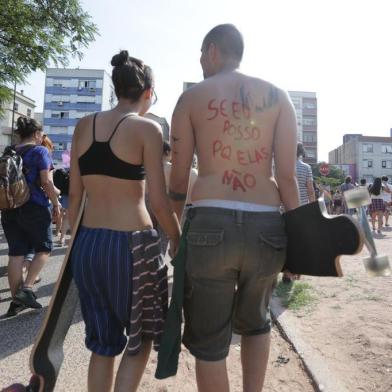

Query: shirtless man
left=169, top=24, right=300, bottom=392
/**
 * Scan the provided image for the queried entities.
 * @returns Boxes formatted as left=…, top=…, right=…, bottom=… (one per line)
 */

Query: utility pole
left=11, top=80, right=17, bottom=142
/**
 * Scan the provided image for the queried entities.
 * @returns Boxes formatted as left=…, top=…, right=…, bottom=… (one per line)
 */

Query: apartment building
left=288, top=91, right=318, bottom=164
left=0, top=90, right=36, bottom=151
left=43, top=68, right=115, bottom=163
left=328, top=131, right=392, bottom=183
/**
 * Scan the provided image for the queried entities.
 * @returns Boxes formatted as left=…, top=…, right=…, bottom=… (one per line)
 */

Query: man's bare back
left=170, top=71, right=299, bottom=212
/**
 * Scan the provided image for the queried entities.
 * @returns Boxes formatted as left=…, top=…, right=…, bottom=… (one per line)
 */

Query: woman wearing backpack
left=69, top=51, right=181, bottom=391
left=1, top=117, right=61, bottom=317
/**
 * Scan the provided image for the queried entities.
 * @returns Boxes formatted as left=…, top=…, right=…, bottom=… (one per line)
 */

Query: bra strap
left=92, top=112, right=98, bottom=141
left=108, top=114, right=136, bottom=142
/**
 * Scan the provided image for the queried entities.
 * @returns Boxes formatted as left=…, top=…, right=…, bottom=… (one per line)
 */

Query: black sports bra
left=78, top=113, right=145, bottom=180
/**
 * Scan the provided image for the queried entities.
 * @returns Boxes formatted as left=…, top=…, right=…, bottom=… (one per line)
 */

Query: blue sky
left=20, top=0, right=392, bottom=161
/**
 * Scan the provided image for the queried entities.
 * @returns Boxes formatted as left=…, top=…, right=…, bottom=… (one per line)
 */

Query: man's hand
left=52, top=204, right=62, bottom=224
left=168, top=237, right=180, bottom=259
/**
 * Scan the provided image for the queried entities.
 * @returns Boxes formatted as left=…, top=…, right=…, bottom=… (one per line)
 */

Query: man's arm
left=273, top=90, right=300, bottom=211
left=169, top=92, right=195, bottom=221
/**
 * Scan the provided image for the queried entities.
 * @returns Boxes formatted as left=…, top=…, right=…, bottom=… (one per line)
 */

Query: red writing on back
left=222, top=169, right=256, bottom=192
left=222, top=120, right=260, bottom=141
left=213, top=140, right=269, bottom=166
left=208, top=99, right=251, bottom=120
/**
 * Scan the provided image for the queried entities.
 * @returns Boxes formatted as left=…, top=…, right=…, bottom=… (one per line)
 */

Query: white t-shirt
left=381, top=182, right=392, bottom=202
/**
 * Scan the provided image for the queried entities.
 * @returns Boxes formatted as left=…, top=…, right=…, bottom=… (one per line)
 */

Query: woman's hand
left=168, top=237, right=180, bottom=258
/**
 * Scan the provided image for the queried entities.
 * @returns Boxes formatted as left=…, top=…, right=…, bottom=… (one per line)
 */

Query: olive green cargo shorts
left=182, top=207, right=287, bottom=361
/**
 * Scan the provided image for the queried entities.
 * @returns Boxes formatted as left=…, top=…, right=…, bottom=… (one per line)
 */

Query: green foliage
left=0, top=0, right=98, bottom=108
left=275, top=280, right=317, bottom=312
left=312, top=162, right=346, bottom=188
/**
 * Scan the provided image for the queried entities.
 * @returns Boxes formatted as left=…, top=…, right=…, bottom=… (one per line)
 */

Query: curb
left=270, top=297, right=349, bottom=392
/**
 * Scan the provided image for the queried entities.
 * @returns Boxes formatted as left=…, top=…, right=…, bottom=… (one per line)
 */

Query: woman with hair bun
left=1, top=117, right=61, bottom=317
left=69, top=50, right=180, bottom=391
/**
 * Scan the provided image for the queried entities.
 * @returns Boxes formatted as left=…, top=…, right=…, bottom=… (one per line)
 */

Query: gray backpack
left=0, top=145, right=35, bottom=209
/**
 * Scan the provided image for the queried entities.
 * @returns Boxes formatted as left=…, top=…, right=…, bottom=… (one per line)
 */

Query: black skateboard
left=3, top=194, right=86, bottom=392
left=282, top=198, right=364, bottom=277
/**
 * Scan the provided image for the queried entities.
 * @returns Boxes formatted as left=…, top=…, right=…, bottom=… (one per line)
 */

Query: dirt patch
left=272, top=227, right=392, bottom=392
left=138, top=328, right=314, bottom=392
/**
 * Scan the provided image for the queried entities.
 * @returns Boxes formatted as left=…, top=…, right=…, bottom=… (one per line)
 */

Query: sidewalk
left=270, top=227, right=392, bottom=392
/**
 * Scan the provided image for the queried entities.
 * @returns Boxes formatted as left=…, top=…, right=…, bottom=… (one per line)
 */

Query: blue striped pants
left=71, top=226, right=167, bottom=357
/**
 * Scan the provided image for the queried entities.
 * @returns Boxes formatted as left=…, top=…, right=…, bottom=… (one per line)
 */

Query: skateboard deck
left=282, top=198, right=364, bottom=277
left=3, top=193, right=86, bottom=392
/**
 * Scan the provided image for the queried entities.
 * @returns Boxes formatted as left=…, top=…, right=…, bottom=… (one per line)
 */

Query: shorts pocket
left=186, top=229, right=225, bottom=279
left=258, top=233, right=287, bottom=277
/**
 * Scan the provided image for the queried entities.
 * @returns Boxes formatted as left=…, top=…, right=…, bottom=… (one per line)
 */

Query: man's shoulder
left=297, top=159, right=311, bottom=170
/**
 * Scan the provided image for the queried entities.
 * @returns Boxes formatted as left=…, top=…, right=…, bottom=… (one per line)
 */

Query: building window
left=50, top=127, right=68, bottom=134
left=303, top=118, right=317, bottom=126
left=76, top=96, right=96, bottom=103
left=364, top=175, right=374, bottom=184
left=382, top=144, right=392, bottom=154
left=307, top=150, right=316, bottom=158
left=303, top=102, right=316, bottom=109
left=14, top=103, right=19, bottom=112
left=78, top=80, right=96, bottom=90
left=53, top=79, right=68, bottom=87
left=363, top=159, right=373, bottom=168
left=382, top=160, right=392, bottom=169
left=27, top=109, right=31, bottom=117
left=53, top=142, right=67, bottom=151
left=51, top=111, right=69, bottom=119
left=303, top=133, right=317, bottom=143
left=362, top=143, right=373, bottom=153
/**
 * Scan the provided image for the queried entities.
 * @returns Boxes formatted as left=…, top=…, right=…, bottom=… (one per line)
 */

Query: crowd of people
left=0, top=23, right=391, bottom=392
left=313, top=176, right=392, bottom=233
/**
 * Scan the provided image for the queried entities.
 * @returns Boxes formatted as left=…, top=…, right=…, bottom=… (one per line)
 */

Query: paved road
left=0, top=229, right=313, bottom=391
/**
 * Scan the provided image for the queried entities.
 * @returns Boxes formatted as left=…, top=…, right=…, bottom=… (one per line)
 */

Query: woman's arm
left=143, top=122, right=181, bottom=249
left=69, top=120, right=85, bottom=231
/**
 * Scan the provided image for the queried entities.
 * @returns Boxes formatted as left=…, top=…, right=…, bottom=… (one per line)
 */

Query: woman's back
left=73, top=111, right=155, bottom=231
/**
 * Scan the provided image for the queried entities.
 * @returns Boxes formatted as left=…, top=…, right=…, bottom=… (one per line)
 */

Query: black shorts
left=1, top=201, right=53, bottom=256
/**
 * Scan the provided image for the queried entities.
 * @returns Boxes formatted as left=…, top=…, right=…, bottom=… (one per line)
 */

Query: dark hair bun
left=111, top=50, right=129, bottom=67
left=17, top=116, right=29, bottom=130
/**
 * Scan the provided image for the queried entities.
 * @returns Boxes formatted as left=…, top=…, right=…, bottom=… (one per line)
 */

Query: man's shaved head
left=202, top=24, right=244, bottom=62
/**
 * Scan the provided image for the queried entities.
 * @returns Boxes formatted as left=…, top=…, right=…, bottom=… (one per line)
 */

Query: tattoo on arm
left=171, top=135, right=180, bottom=142
left=169, top=190, right=187, bottom=201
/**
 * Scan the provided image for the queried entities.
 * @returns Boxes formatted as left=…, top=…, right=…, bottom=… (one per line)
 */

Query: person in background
left=2, top=117, right=60, bottom=317
left=359, top=178, right=367, bottom=188
left=368, top=177, right=387, bottom=233
left=381, top=176, right=392, bottom=227
left=321, top=185, right=332, bottom=214
left=340, top=176, right=355, bottom=215
left=53, top=167, right=70, bottom=246
left=333, top=189, right=343, bottom=214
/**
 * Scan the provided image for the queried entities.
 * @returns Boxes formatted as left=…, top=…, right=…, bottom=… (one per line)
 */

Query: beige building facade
left=0, top=90, right=36, bottom=151
left=329, top=132, right=392, bottom=183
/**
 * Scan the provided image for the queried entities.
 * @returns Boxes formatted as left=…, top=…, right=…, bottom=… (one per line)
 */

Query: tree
left=0, top=0, right=98, bottom=109
left=312, top=162, right=346, bottom=190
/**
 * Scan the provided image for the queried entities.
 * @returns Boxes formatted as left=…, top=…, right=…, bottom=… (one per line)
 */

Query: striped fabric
left=127, top=231, right=168, bottom=354
left=296, top=159, right=313, bottom=205
left=71, top=226, right=168, bottom=357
